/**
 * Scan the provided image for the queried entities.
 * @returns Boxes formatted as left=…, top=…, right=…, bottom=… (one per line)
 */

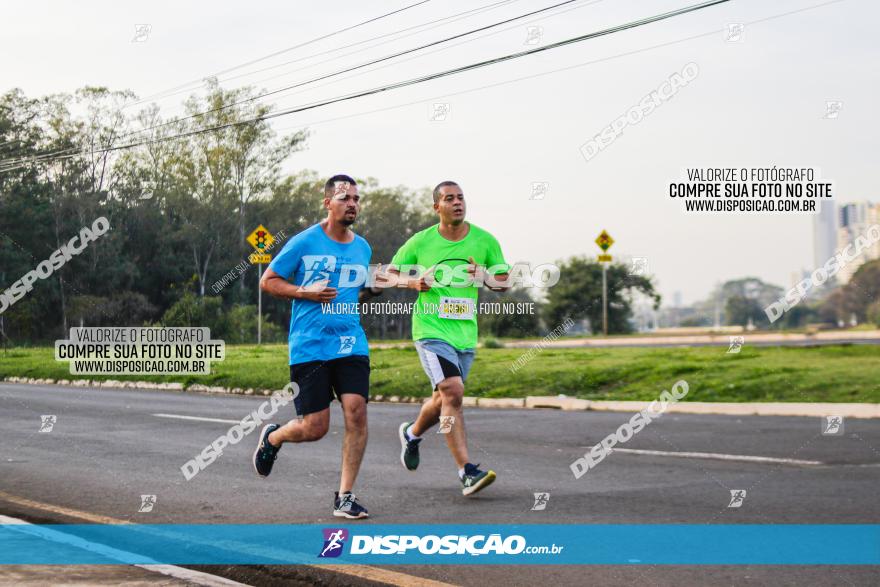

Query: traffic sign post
left=602, top=265, right=607, bottom=336
left=595, top=230, right=614, bottom=336
left=246, top=225, right=275, bottom=345
left=258, top=264, right=261, bottom=346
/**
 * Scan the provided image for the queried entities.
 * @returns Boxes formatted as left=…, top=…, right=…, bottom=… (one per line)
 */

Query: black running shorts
left=289, top=355, right=370, bottom=416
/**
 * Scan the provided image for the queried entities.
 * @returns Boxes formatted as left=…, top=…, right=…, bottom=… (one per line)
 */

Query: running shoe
left=252, top=423, right=281, bottom=477
left=461, top=462, right=496, bottom=496
left=334, top=492, right=369, bottom=519
left=399, top=421, right=422, bottom=471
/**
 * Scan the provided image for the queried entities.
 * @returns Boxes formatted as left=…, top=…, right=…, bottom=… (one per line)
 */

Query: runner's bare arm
left=260, top=268, right=337, bottom=302
left=375, top=266, right=431, bottom=292
left=467, top=257, right=509, bottom=292
left=485, top=273, right=509, bottom=293
left=358, top=264, right=385, bottom=301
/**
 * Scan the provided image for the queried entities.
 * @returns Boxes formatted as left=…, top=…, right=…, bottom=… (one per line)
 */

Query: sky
left=2, top=0, right=877, bottom=305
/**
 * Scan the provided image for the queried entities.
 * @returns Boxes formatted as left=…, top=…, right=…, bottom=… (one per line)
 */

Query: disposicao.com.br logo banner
left=1, top=525, right=879, bottom=565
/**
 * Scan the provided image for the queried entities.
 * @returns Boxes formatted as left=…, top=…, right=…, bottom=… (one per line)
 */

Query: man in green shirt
left=382, top=180, right=509, bottom=496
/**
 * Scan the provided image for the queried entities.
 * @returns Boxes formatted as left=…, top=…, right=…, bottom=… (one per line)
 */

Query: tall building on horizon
left=813, top=200, right=837, bottom=268
left=673, top=291, right=683, bottom=308
left=836, top=201, right=880, bottom=284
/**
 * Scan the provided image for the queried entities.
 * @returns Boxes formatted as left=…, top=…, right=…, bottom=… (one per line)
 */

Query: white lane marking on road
left=608, top=447, right=824, bottom=466
left=153, top=413, right=240, bottom=424
left=136, top=565, right=251, bottom=587
left=0, top=514, right=249, bottom=586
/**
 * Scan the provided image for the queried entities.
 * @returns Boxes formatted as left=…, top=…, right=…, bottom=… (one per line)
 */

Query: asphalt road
left=1, top=382, right=879, bottom=586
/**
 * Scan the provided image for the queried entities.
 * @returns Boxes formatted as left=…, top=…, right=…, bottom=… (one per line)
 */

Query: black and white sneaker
left=252, top=424, right=281, bottom=477
left=399, top=421, right=421, bottom=471
left=334, top=492, right=369, bottom=519
left=460, top=463, right=496, bottom=496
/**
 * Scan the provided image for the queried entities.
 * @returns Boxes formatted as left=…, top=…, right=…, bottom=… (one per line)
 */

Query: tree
left=819, top=289, right=846, bottom=326
left=478, top=287, right=540, bottom=338
left=867, top=300, right=880, bottom=327
left=542, top=257, right=660, bottom=334
left=725, top=295, right=763, bottom=327
left=181, top=79, right=308, bottom=299
left=694, top=277, right=784, bottom=328
left=840, top=260, right=880, bottom=323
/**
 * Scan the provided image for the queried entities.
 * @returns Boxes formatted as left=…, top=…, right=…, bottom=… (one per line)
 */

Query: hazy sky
left=2, top=0, right=877, bottom=304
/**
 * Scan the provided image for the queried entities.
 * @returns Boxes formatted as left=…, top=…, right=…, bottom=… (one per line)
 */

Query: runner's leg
left=269, top=361, right=333, bottom=446
left=411, top=390, right=442, bottom=436
left=437, top=375, right=469, bottom=468
left=270, top=410, right=329, bottom=445
left=339, top=393, right=368, bottom=493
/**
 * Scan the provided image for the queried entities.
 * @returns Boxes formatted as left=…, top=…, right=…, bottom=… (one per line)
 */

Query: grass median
left=1, top=343, right=878, bottom=403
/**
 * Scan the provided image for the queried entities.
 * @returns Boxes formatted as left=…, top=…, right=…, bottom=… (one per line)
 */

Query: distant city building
left=631, top=299, right=658, bottom=332
left=836, top=201, right=880, bottom=284
left=813, top=200, right=836, bottom=268
left=790, top=269, right=810, bottom=289
left=672, top=291, right=683, bottom=308
left=871, top=204, right=880, bottom=261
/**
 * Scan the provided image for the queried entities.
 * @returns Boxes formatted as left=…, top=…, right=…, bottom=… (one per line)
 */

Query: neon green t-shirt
left=390, top=223, right=509, bottom=350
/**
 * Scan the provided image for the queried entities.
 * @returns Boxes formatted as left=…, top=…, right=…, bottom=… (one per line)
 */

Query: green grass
left=1, top=344, right=878, bottom=403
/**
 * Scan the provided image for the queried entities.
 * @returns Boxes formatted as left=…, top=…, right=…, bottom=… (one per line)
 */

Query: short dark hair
left=324, top=174, right=357, bottom=198
left=433, top=180, right=460, bottom=204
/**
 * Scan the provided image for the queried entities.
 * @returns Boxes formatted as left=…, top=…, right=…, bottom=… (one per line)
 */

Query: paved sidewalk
left=0, top=565, right=200, bottom=586
left=502, top=329, right=880, bottom=348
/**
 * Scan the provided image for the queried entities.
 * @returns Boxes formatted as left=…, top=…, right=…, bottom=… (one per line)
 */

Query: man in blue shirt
left=253, top=174, right=378, bottom=519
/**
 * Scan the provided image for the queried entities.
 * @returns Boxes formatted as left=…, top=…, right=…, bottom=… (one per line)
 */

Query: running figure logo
left=727, top=489, right=747, bottom=508
left=530, top=182, right=549, bottom=200
left=629, top=257, right=649, bottom=276
left=332, top=181, right=350, bottom=199
left=531, top=492, right=550, bottom=511
left=438, top=415, right=455, bottom=434
left=338, top=336, right=356, bottom=355
left=39, top=415, right=56, bottom=433
left=725, top=23, right=744, bottom=42
left=319, top=528, right=349, bottom=558
left=524, top=25, right=543, bottom=45
left=138, top=495, right=156, bottom=513
left=430, top=103, right=450, bottom=122
left=727, top=336, right=744, bottom=354
left=823, top=101, right=843, bottom=119
left=132, top=24, right=152, bottom=43
left=302, top=255, right=336, bottom=286
left=822, top=415, right=844, bottom=435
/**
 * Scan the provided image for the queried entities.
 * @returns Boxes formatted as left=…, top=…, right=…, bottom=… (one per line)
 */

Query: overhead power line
left=0, top=0, right=437, bottom=153
left=0, top=0, right=521, bottom=162
left=15, top=0, right=591, bottom=167
left=129, top=0, right=435, bottom=108
left=0, top=0, right=730, bottom=174
left=131, top=0, right=520, bottom=109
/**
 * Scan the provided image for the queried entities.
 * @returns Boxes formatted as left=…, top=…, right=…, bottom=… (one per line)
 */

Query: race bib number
left=438, top=297, right=474, bottom=320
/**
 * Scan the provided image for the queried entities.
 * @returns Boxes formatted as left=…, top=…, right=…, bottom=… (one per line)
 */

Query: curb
left=3, top=377, right=879, bottom=418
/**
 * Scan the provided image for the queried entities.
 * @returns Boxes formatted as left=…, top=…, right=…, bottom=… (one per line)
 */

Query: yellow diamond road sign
left=595, top=230, right=614, bottom=252
left=247, top=225, right=274, bottom=253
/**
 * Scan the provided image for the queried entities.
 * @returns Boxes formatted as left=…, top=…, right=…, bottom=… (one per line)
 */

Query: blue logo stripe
left=0, top=525, right=877, bottom=565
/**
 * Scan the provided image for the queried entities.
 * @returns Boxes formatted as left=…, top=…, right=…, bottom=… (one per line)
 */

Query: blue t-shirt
left=268, top=224, right=371, bottom=365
